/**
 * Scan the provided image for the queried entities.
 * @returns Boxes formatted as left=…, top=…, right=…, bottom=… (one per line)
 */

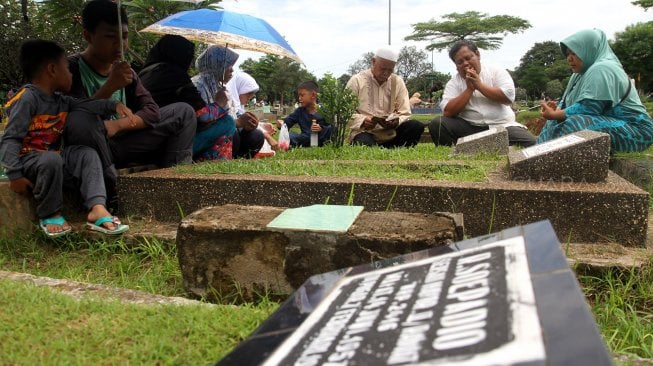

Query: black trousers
left=64, top=102, right=196, bottom=209
left=232, top=127, right=264, bottom=159
left=429, top=116, right=536, bottom=147
left=352, top=119, right=425, bottom=148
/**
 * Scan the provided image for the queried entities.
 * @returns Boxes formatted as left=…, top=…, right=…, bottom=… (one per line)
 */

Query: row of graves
left=0, top=128, right=643, bottom=364
left=174, top=129, right=626, bottom=364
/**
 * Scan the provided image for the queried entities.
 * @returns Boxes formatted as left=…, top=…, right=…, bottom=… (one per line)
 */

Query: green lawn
left=0, top=279, right=276, bottom=365
left=175, top=144, right=504, bottom=182
left=2, top=135, right=653, bottom=364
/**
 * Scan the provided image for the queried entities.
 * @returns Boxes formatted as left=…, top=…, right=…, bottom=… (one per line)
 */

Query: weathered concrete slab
left=119, top=169, right=649, bottom=246
left=0, top=181, right=36, bottom=234
left=176, top=204, right=463, bottom=301
left=0, top=270, right=213, bottom=306
left=453, top=127, right=509, bottom=155
left=610, top=156, right=653, bottom=190
left=509, top=130, right=611, bottom=182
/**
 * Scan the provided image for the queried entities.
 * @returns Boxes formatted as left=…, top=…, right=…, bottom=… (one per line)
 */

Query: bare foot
left=87, top=205, right=116, bottom=231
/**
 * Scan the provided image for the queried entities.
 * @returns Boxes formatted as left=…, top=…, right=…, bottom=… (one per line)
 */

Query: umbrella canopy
left=140, top=8, right=302, bottom=63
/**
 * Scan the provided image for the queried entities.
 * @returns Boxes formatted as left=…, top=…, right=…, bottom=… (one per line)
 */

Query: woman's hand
left=237, top=112, right=258, bottom=131
left=540, top=100, right=566, bottom=121
left=261, top=122, right=277, bottom=135
left=214, top=88, right=229, bottom=108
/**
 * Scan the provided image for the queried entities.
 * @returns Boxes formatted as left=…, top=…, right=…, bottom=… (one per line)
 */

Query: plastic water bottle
left=310, top=118, right=318, bottom=147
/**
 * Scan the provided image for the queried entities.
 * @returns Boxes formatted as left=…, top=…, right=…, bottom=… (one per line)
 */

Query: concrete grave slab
left=175, top=204, right=463, bottom=302
left=509, top=130, right=611, bottom=182
left=119, top=169, right=649, bottom=246
left=453, top=127, right=509, bottom=155
left=217, top=221, right=612, bottom=366
left=0, top=180, right=36, bottom=234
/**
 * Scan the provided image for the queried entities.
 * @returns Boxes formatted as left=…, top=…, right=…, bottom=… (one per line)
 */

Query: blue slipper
left=39, top=216, right=72, bottom=238
left=86, top=216, right=129, bottom=235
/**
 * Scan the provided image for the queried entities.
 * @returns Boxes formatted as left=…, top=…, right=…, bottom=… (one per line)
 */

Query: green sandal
left=39, top=216, right=72, bottom=238
left=86, top=216, right=129, bottom=235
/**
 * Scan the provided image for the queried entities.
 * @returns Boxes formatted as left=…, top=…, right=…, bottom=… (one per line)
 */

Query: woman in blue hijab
left=193, top=46, right=263, bottom=159
left=537, top=29, right=653, bottom=152
left=139, top=37, right=237, bottom=161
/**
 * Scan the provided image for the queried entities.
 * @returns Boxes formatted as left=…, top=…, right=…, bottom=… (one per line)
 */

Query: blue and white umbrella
left=140, top=8, right=302, bottom=63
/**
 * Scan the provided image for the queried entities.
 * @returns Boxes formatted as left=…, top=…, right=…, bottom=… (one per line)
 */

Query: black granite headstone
left=217, top=221, right=613, bottom=366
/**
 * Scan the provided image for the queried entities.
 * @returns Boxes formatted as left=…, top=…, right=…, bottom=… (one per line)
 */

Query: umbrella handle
left=117, top=0, right=124, bottom=61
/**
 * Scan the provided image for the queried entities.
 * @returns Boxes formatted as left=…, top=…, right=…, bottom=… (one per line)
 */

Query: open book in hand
left=371, top=112, right=401, bottom=128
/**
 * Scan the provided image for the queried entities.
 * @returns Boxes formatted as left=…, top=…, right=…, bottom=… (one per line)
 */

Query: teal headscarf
left=560, top=29, right=646, bottom=113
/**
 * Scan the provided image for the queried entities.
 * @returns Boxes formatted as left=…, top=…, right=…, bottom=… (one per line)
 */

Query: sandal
left=39, top=216, right=72, bottom=238
left=86, top=216, right=129, bottom=235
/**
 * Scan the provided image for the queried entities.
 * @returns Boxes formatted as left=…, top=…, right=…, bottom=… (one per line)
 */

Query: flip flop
left=86, top=216, right=129, bottom=235
left=39, top=216, right=72, bottom=239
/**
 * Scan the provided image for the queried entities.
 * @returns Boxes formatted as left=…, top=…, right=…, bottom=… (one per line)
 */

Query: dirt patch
left=523, top=116, right=547, bottom=135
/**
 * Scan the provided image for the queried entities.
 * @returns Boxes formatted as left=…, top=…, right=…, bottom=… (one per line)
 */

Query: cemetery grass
left=2, top=137, right=653, bottom=363
left=579, top=262, right=653, bottom=360
left=0, top=231, right=279, bottom=364
left=177, top=144, right=503, bottom=182
left=0, top=279, right=276, bottom=365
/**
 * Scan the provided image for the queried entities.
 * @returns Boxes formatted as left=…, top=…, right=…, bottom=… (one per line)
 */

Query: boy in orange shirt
left=0, top=40, right=130, bottom=237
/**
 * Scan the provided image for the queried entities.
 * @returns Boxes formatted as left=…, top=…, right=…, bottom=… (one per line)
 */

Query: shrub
left=318, top=74, right=359, bottom=147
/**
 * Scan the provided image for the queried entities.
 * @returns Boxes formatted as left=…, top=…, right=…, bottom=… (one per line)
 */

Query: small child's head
left=20, top=40, right=72, bottom=92
left=297, top=80, right=319, bottom=108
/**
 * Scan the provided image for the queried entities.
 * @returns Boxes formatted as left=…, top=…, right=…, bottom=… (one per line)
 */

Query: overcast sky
left=221, top=0, right=653, bottom=78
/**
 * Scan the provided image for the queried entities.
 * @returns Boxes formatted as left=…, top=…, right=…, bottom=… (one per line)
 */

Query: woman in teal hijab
left=537, top=29, right=653, bottom=152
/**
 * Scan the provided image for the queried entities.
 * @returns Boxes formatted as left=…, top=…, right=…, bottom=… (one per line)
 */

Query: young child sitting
left=0, top=40, right=131, bottom=238
left=277, top=81, right=332, bottom=147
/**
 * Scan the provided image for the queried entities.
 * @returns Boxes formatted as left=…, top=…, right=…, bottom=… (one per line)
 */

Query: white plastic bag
left=255, top=123, right=275, bottom=158
left=278, top=123, right=290, bottom=150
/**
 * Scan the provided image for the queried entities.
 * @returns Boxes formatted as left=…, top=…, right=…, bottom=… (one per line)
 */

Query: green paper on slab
left=266, top=204, right=364, bottom=233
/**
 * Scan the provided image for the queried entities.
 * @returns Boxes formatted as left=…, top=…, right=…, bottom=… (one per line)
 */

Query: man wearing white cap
left=345, top=47, right=425, bottom=147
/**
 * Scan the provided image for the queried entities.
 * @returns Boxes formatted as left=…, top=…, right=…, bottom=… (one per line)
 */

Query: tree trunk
left=21, top=0, right=29, bottom=22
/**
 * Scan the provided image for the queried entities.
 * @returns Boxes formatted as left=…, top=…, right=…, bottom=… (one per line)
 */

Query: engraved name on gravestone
left=262, top=236, right=546, bottom=366
left=508, top=130, right=611, bottom=183
left=453, top=127, right=509, bottom=155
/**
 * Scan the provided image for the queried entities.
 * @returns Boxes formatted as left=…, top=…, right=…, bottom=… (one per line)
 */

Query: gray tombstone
left=218, top=220, right=613, bottom=366
left=509, top=130, right=611, bottom=183
left=453, top=127, right=509, bottom=155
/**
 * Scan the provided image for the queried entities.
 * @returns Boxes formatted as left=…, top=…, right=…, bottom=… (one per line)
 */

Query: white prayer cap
left=375, top=46, right=399, bottom=62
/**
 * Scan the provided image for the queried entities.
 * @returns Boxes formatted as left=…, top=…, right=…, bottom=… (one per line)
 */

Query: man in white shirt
left=346, top=47, right=425, bottom=147
left=430, top=40, right=536, bottom=147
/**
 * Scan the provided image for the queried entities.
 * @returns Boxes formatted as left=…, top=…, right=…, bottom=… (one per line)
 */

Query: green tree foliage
left=35, top=0, right=221, bottom=69
left=347, top=47, right=450, bottom=103
left=406, top=71, right=450, bottom=103
left=513, top=41, right=570, bottom=99
left=240, top=54, right=315, bottom=107
left=632, top=0, right=653, bottom=9
left=347, top=52, right=373, bottom=76
left=36, top=0, right=86, bottom=53
left=396, top=46, right=432, bottom=80
left=1, top=0, right=39, bottom=89
left=611, top=21, right=653, bottom=91
left=404, top=11, right=531, bottom=52
left=317, top=74, right=359, bottom=147
left=545, top=79, right=564, bottom=100
left=122, top=0, right=222, bottom=67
